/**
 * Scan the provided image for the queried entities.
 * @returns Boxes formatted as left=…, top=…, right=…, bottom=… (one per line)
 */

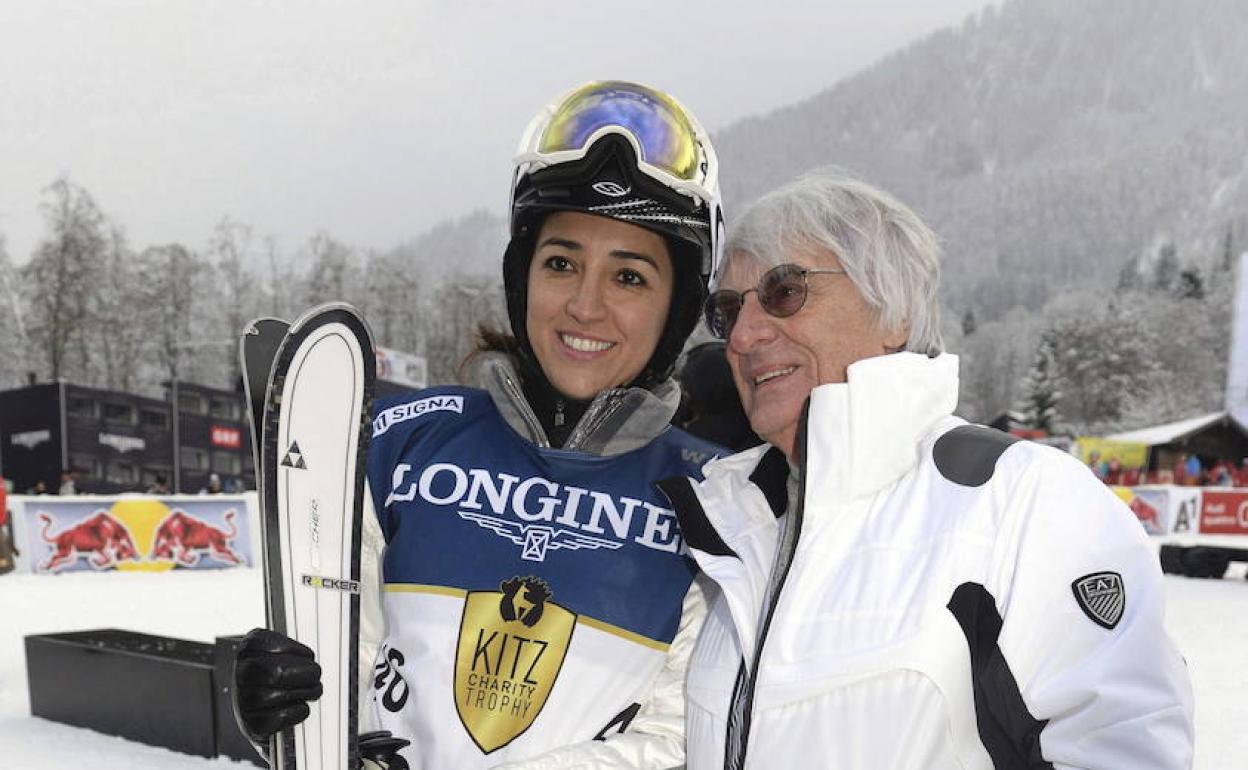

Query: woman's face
left=526, top=211, right=674, bottom=400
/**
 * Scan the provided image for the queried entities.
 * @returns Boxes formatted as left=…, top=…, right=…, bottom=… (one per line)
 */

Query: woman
left=234, top=80, right=725, bottom=769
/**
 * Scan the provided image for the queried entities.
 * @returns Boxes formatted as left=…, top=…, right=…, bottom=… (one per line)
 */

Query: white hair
left=720, top=168, right=943, bottom=355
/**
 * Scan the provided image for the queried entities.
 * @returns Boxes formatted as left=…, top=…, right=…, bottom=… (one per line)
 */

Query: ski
left=241, top=317, right=291, bottom=473
left=258, top=303, right=375, bottom=770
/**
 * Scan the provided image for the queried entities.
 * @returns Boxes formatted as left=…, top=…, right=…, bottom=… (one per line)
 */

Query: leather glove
left=359, top=730, right=412, bottom=770
left=232, top=628, right=323, bottom=746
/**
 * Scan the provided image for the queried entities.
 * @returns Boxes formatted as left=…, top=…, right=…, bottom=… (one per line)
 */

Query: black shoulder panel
left=947, top=582, right=1054, bottom=769
left=749, top=447, right=790, bottom=519
left=933, top=425, right=1020, bottom=487
left=658, top=477, right=738, bottom=558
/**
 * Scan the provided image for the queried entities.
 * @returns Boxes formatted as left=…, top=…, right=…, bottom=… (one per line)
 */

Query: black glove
left=232, top=628, right=323, bottom=746
left=359, top=730, right=412, bottom=770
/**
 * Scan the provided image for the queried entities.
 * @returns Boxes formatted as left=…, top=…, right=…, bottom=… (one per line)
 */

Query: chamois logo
left=499, top=576, right=550, bottom=628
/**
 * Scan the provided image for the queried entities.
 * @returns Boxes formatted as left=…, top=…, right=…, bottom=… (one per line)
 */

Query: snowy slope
left=0, top=565, right=1245, bottom=768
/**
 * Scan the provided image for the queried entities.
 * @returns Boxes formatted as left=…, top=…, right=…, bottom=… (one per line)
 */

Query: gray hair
left=720, top=168, right=943, bottom=355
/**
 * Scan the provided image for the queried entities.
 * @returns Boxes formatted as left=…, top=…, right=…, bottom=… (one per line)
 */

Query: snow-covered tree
left=0, top=234, right=30, bottom=387
left=22, top=177, right=108, bottom=381
left=961, top=308, right=977, bottom=336
left=1017, top=332, right=1062, bottom=433
left=1175, top=267, right=1204, bottom=300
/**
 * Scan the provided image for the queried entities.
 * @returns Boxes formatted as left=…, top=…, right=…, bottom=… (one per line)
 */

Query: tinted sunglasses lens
left=759, top=265, right=808, bottom=317
left=705, top=292, right=742, bottom=339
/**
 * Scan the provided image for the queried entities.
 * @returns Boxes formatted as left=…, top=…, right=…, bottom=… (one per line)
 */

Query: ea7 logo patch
left=1072, top=571, right=1125, bottom=629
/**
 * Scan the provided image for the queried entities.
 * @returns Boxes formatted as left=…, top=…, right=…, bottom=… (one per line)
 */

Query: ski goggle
left=704, top=264, right=847, bottom=339
left=514, top=80, right=720, bottom=209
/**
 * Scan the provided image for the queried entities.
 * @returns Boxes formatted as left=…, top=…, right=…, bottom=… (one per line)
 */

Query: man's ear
left=883, top=323, right=909, bottom=353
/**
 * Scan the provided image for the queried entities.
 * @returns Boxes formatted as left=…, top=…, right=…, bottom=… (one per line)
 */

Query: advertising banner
left=1114, top=486, right=1203, bottom=536
left=22, top=495, right=254, bottom=574
left=1198, top=490, right=1248, bottom=535
left=1074, top=437, right=1149, bottom=475
left=1166, top=486, right=1202, bottom=534
left=1114, top=486, right=1168, bottom=535
left=376, top=346, right=428, bottom=389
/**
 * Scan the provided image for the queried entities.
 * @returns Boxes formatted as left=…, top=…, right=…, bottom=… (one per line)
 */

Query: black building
left=0, top=381, right=251, bottom=495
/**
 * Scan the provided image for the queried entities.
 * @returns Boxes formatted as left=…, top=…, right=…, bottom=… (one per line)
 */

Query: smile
left=754, top=367, right=795, bottom=385
left=560, top=333, right=615, bottom=353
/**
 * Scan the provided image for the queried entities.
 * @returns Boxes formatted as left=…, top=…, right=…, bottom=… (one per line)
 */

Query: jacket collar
left=462, top=350, right=682, bottom=456
left=802, top=352, right=960, bottom=501
left=697, top=352, right=959, bottom=531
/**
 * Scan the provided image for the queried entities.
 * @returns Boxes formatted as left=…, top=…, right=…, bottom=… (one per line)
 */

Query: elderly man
left=661, top=170, right=1194, bottom=769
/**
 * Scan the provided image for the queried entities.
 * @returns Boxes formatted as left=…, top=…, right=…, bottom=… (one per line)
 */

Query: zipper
left=724, top=402, right=811, bottom=769
left=496, top=368, right=550, bottom=449
left=564, top=389, right=627, bottom=452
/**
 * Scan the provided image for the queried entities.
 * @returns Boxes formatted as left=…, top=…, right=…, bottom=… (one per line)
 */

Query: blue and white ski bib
left=365, top=386, right=720, bottom=766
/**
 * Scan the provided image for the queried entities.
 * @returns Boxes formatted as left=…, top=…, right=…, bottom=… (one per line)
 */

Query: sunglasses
left=704, top=263, right=847, bottom=340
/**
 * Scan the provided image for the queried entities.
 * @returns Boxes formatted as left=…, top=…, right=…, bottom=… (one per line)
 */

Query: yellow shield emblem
left=454, top=576, right=576, bottom=754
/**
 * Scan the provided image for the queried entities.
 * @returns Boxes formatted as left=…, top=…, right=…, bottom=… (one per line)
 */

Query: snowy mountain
left=713, top=0, right=1248, bottom=319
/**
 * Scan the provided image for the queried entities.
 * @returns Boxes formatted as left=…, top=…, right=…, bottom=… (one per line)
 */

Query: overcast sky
left=0, top=0, right=993, bottom=265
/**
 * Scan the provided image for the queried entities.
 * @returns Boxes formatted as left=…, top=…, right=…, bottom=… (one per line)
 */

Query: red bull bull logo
left=151, top=509, right=244, bottom=566
left=39, top=511, right=140, bottom=571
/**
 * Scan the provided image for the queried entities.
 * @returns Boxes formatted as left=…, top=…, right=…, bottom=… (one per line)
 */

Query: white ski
left=259, top=303, right=375, bottom=770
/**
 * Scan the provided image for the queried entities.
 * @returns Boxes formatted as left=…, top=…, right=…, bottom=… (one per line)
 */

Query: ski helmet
left=503, top=80, right=725, bottom=391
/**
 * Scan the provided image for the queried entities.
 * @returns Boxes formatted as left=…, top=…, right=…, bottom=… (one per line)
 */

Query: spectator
left=146, top=475, right=170, bottom=495
left=1105, top=458, right=1123, bottom=485
left=1236, top=458, right=1248, bottom=488
left=1121, top=464, right=1141, bottom=486
left=1184, top=453, right=1202, bottom=486
left=26, top=480, right=48, bottom=495
left=199, top=473, right=223, bottom=495
left=58, top=468, right=78, bottom=495
left=1173, top=454, right=1189, bottom=486
left=1209, top=461, right=1233, bottom=487
left=1087, top=450, right=1107, bottom=481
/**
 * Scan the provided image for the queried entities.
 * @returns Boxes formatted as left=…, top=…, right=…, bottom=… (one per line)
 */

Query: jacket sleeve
left=490, top=573, right=713, bottom=770
left=993, top=450, right=1194, bottom=770
left=357, top=482, right=387, bottom=734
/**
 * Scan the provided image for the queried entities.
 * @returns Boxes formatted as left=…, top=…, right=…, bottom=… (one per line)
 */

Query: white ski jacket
left=661, top=353, right=1194, bottom=770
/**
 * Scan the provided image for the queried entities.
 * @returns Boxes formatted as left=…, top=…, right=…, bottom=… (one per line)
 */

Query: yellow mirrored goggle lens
left=537, top=80, right=701, bottom=182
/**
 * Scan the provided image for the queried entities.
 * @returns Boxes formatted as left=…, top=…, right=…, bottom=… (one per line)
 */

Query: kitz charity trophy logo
left=454, top=576, right=575, bottom=753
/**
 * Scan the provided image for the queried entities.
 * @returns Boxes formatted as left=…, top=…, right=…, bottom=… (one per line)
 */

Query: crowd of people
left=1087, top=451, right=1248, bottom=487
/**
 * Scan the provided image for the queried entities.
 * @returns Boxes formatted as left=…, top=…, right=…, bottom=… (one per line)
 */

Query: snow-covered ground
left=1, top=562, right=1245, bottom=768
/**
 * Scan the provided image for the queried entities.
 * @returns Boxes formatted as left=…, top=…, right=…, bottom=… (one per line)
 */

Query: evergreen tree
left=1151, top=242, right=1179, bottom=293
left=1017, top=332, right=1062, bottom=434
left=1116, top=255, right=1142, bottom=291
left=1175, top=267, right=1205, bottom=300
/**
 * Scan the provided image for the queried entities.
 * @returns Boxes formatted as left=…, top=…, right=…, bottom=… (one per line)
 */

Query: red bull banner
left=1199, top=490, right=1248, bottom=535
left=22, top=496, right=254, bottom=573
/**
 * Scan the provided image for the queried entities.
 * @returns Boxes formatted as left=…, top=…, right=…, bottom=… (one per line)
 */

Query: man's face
left=722, top=246, right=907, bottom=458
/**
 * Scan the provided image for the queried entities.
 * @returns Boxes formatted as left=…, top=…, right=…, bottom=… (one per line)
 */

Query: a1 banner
left=1198, top=490, right=1248, bottom=535
left=1116, top=486, right=1202, bottom=535
left=23, top=496, right=254, bottom=574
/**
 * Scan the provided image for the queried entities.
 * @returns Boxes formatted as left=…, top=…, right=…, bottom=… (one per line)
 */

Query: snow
left=1106, top=411, right=1229, bottom=445
left=1, top=560, right=1246, bottom=768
